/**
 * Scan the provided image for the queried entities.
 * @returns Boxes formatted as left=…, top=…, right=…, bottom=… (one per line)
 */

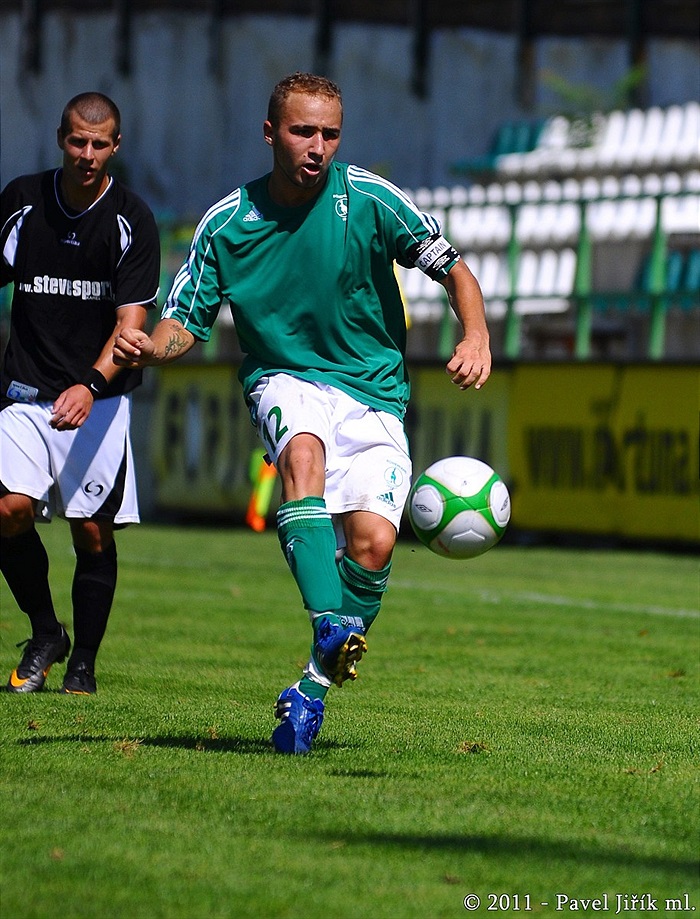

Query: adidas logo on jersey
left=243, top=206, right=263, bottom=222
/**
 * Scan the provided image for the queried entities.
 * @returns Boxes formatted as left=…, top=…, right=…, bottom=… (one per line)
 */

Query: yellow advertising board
left=508, top=364, right=699, bottom=541
left=409, top=367, right=510, bottom=479
left=150, top=364, right=258, bottom=515
left=150, top=361, right=698, bottom=543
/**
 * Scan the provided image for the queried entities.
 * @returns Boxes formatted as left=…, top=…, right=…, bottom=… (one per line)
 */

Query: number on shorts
left=261, top=405, right=288, bottom=453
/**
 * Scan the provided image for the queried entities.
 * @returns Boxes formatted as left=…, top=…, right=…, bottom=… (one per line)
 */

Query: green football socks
left=338, top=554, right=391, bottom=635
left=299, top=555, right=392, bottom=701
left=276, top=497, right=342, bottom=613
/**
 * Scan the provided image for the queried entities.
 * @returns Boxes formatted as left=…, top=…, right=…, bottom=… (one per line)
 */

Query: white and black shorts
left=0, top=395, right=139, bottom=523
left=248, top=374, right=412, bottom=532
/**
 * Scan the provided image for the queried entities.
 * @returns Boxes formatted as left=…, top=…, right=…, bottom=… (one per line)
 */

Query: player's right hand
left=112, top=328, right=154, bottom=368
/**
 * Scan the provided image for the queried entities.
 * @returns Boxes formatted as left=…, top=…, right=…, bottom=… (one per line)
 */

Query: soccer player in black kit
left=0, top=92, right=160, bottom=693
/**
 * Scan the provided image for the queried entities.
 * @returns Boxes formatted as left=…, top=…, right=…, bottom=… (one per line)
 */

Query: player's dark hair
left=60, top=92, right=121, bottom=141
left=267, top=72, right=343, bottom=126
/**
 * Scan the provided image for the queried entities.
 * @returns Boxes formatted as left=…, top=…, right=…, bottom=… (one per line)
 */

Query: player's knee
left=277, top=434, right=326, bottom=498
left=347, top=528, right=396, bottom=570
left=0, top=493, right=36, bottom=538
left=70, top=519, right=115, bottom=554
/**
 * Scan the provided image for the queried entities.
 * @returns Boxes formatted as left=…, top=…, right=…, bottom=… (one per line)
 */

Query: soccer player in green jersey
left=114, top=72, right=491, bottom=754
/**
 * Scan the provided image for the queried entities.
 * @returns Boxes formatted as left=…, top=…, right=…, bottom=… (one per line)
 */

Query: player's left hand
left=446, top=334, right=491, bottom=390
left=50, top=384, right=95, bottom=430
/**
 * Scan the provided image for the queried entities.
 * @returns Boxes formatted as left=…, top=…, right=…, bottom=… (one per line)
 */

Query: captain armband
left=407, top=233, right=460, bottom=281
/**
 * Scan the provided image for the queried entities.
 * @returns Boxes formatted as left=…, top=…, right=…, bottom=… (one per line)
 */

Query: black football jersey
left=0, top=169, right=160, bottom=406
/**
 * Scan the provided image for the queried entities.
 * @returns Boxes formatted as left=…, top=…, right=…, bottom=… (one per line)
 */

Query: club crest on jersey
left=334, top=194, right=348, bottom=221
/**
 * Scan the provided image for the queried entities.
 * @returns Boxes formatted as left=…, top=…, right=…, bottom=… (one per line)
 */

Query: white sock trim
left=303, top=656, right=332, bottom=688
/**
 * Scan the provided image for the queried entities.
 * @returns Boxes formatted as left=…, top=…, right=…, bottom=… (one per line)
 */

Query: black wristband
left=81, top=368, right=109, bottom=398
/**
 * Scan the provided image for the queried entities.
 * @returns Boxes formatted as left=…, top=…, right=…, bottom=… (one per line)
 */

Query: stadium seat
left=447, top=205, right=483, bottom=248
left=653, top=105, right=684, bottom=169
left=478, top=250, right=510, bottom=318
left=561, top=177, right=581, bottom=200
left=513, top=248, right=574, bottom=314
left=413, top=187, right=434, bottom=208
left=586, top=109, right=626, bottom=172
left=542, top=179, right=563, bottom=201
left=685, top=170, right=700, bottom=192
left=615, top=109, right=647, bottom=170
left=553, top=202, right=581, bottom=244
left=586, top=198, right=617, bottom=239
left=673, top=101, right=700, bottom=168
left=662, top=195, right=700, bottom=234
left=477, top=204, right=512, bottom=247
left=635, top=107, right=665, bottom=169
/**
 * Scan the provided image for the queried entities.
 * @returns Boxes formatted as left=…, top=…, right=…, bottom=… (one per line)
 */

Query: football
left=408, top=456, right=511, bottom=559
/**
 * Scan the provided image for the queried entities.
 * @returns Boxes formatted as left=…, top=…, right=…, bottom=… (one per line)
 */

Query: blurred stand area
left=1, top=1, right=698, bottom=547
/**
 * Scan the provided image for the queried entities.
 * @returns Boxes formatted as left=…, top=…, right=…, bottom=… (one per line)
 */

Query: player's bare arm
left=441, top=260, right=491, bottom=391
left=50, top=303, right=148, bottom=431
left=113, top=318, right=196, bottom=369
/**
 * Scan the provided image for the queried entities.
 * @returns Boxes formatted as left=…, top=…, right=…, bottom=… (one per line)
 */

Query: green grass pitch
left=1, top=522, right=698, bottom=918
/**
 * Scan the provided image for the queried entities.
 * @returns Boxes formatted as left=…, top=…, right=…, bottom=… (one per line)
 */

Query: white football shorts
left=0, top=395, right=139, bottom=523
left=248, top=374, right=412, bottom=532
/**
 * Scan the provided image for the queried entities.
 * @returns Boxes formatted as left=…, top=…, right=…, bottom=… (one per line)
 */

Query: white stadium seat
left=635, top=107, right=665, bottom=169
left=673, top=101, right=700, bottom=168
left=653, top=105, right=684, bottom=169
left=447, top=205, right=483, bottom=248
left=661, top=195, right=700, bottom=234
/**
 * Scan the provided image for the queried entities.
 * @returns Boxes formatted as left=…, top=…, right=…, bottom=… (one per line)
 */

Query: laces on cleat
left=6, top=627, right=71, bottom=693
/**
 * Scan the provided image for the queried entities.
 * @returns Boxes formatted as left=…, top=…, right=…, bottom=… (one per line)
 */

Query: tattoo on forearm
left=161, top=322, right=190, bottom=358
left=164, top=333, right=188, bottom=357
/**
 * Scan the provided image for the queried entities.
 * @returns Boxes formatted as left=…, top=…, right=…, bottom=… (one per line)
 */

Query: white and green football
left=408, top=456, right=511, bottom=559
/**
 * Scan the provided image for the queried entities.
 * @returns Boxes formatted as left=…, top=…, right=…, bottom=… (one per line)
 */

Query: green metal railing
left=434, top=190, right=699, bottom=361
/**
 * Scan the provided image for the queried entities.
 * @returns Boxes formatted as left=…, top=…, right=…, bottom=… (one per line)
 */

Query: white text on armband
left=408, top=234, right=460, bottom=280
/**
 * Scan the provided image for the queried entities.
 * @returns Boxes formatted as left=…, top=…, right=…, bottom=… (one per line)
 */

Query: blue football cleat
left=272, top=686, right=325, bottom=755
left=314, top=617, right=367, bottom=687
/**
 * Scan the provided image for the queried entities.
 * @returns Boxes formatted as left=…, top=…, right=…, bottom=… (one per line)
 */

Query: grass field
left=0, top=522, right=698, bottom=918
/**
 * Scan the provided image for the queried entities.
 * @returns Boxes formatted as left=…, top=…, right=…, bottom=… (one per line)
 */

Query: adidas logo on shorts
left=377, top=491, right=396, bottom=508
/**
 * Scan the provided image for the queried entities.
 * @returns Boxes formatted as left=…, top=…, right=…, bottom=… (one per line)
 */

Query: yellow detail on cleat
left=332, top=633, right=368, bottom=687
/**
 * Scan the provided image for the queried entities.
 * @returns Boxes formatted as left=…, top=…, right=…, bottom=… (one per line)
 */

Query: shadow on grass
left=314, top=830, right=699, bottom=877
left=16, top=733, right=346, bottom=754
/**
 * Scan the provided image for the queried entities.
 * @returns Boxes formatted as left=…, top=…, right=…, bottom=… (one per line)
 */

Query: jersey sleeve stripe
left=115, top=214, right=133, bottom=269
left=1, top=206, right=33, bottom=269
left=346, top=165, right=441, bottom=240
left=162, top=190, right=243, bottom=332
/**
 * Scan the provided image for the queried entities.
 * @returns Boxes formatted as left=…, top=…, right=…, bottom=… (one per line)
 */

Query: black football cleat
left=7, top=626, right=71, bottom=693
left=61, top=662, right=97, bottom=695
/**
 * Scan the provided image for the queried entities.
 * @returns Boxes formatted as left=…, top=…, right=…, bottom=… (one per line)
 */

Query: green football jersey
left=164, top=162, right=456, bottom=418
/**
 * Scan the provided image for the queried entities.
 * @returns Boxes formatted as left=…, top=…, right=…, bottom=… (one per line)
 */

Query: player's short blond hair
left=267, top=72, right=343, bottom=127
